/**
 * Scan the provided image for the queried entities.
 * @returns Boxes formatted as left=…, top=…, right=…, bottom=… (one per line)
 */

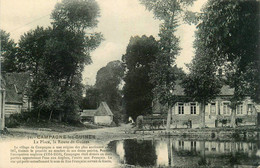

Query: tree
left=51, top=0, right=100, bottom=32
left=122, top=35, right=158, bottom=120
left=194, top=0, right=260, bottom=127
left=18, top=26, right=52, bottom=74
left=182, top=55, right=222, bottom=128
left=140, top=0, right=195, bottom=131
left=16, top=0, right=103, bottom=122
left=0, top=30, right=18, bottom=72
left=81, top=86, right=100, bottom=109
left=95, top=60, right=124, bottom=111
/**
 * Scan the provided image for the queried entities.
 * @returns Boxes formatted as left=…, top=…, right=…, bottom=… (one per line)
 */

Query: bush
left=5, top=112, right=36, bottom=128
left=5, top=116, right=20, bottom=128
left=113, top=110, right=122, bottom=126
left=236, top=118, right=243, bottom=125
left=66, top=112, right=82, bottom=126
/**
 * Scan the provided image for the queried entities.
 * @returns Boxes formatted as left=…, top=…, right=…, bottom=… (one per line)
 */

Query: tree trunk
left=59, top=111, right=63, bottom=122
left=200, top=101, right=205, bottom=128
left=230, top=108, right=236, bottom=128
left=166, top=104, right=172, bottom=132
left=49, top=110, right=53, bottom=121
left=37, top=110, right=41, bottom=122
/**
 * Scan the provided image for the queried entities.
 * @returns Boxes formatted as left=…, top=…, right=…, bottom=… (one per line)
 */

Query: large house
left=81, top=102, right=114, bottom=125
left=153, top=83, right=260, bottom=128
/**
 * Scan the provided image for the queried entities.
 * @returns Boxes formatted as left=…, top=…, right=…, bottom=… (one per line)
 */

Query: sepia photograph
left=0, top=0, right=259, bottom=167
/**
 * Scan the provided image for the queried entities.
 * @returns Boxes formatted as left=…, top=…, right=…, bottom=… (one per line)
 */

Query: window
left=223, top=102, right=230, bottom=115
left=179, top=141, right=184, bottom=149
left=190, top=103, right=196, bottom=114
left=224, top=142, right=230, bottom=152
left=237, top=104, right=243, bottom=115
left=191, top=141, right=196, bottom=150
left=210, top=103, right=216, bottom=115
left=247, top=104, right=253, bottom=114
left=178, top=103, right=184, bottom=114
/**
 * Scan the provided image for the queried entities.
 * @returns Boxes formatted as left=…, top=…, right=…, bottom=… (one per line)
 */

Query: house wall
left=22, top=95, right=32, bottom=112
left=5, top=103, right=22, bottom=117
left=94, top=116, right=113, bottom=125
left=170, top=97, right=257, bottom=128
left=172, top=102, right=201, bottom=128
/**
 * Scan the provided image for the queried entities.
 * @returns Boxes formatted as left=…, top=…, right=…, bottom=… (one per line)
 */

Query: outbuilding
left=81, top=102, right=113, bottom=125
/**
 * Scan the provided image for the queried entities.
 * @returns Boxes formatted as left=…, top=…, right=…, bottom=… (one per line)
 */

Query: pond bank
left=134, top=126, right=260, bottom=141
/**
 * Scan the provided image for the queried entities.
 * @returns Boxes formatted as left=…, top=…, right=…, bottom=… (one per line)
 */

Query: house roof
left=95, top=102, right=113, bottom=116
left=81, top=102, right=113, bottom=117
left=219, top=85, right=234, bottom=96
left=81, top=109, right=97, bottom=117
left=172, top=83, right=185, bottom=96
left=2, top=72, right=30, bottom=104
left=172, top=80, right=234, bottom=97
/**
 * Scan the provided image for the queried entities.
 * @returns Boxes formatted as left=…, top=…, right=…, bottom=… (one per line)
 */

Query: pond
left=107, top=138, right=260, bottom=167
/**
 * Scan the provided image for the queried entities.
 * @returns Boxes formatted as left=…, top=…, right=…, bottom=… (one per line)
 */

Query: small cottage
left=81, top=102, right=113, bottom=125
left=3, top=72, right=32, bottom=117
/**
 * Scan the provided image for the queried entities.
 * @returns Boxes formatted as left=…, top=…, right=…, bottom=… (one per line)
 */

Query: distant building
left=3, top=72, right=32, bottom=117
left=153, top=82, right=259, bottom=128
left=81, top=102, right=114, bottom=125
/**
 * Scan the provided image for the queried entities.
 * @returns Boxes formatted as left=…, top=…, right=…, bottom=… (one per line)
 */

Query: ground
left=1, top=122, right=259, bottom=142
left=0, top=123, right=154, bottom=142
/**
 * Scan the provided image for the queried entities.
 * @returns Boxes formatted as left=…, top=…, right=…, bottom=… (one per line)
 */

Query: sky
left=0, top=0, right=207, bottom=85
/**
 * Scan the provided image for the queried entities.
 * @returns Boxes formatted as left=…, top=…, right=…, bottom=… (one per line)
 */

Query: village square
left=0, top=0, right=260, bottom=167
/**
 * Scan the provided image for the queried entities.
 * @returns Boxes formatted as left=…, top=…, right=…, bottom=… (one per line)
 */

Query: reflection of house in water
left=109, top=139, right=260, bottom=167
left=153, top=81, right=260, bottom=128
left=170, top=139, right=259, bottom=167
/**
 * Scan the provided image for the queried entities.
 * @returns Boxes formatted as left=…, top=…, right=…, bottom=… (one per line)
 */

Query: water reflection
left=108, top=138, right=260, bottom=167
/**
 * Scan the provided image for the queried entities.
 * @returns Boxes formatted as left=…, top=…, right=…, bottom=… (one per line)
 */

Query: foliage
left=182, top=55, right=222, bottom=128
left=18, top=26, right=52, bottom=73
left=122, top=35, right=158, bottom=119
left=112, top=109, right=126, bottom=126
left=5, top=112, right=34, bottom=128
left=235, top=118, right=243, bottom=125
left=5, top=114, right=20, bottom=128
left=81, top=86, right=100, bottom=109
left=95, top=60, right=124, bottom=111
left=140, top=0, right=195, bottom=106
left=219, top=119, right=228, bottom=126
left=196, top=0, right=260, bottom=103
left=180, top=0, right=260, bottom=128
left=15, top=0, right=103, bottom=122
left=0, top=29, right=18, bottom=72
left=51, top=0, right=100, bottom=32
left=182, top=54, right=222, bottom=104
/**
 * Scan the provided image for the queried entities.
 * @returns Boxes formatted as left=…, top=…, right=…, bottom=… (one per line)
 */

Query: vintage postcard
left=0, top=0, right=259, bottom=168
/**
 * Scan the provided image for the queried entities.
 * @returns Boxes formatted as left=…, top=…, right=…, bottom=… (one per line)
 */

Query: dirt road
left=4, top=124, right=153, bottom=142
